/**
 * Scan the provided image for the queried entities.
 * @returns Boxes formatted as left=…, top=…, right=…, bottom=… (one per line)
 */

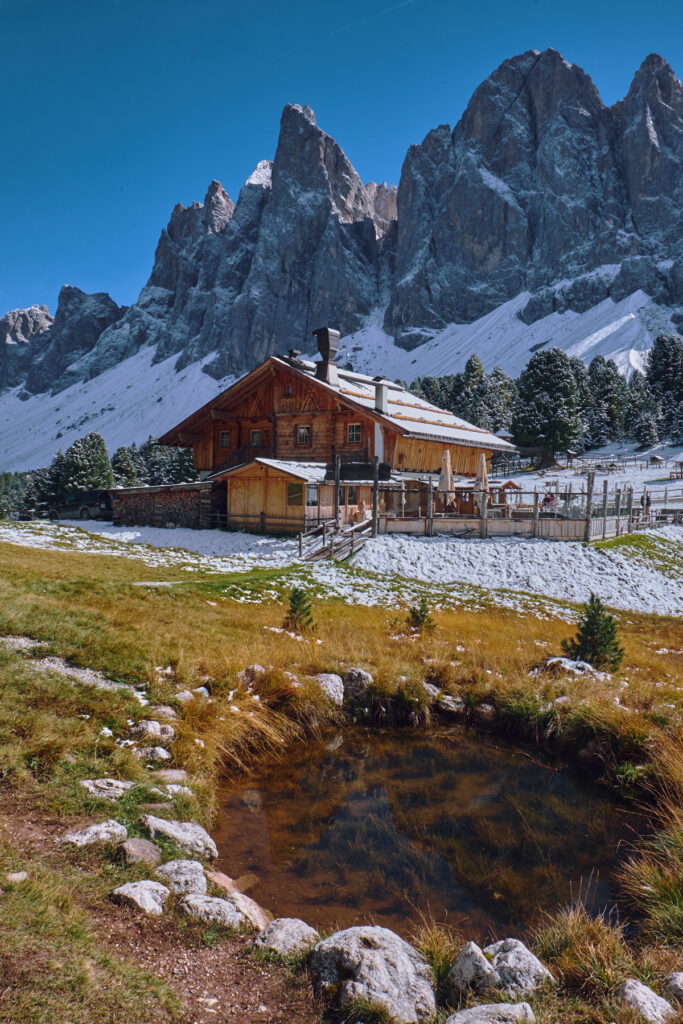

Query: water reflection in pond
left=213, top=728, right=638, bottom=939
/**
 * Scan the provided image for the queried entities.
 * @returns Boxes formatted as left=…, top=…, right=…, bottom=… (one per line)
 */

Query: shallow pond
left=213, top=727, right=640, bottom=940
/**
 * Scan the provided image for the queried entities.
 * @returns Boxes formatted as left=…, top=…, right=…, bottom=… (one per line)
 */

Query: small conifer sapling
left=406, top=596, right=435, bottom=633
left=283, top=587, right=314, bottom=633
left=562, top=592, right=624, bottom=670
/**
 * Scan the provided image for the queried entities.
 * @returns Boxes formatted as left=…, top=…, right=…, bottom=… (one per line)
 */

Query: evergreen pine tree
left=671, top=401, right=683, bottom=444
left=511, top=349, right=582, bottom=459
left=561, top=593, right=624, bottom=670
left=635, top=412, right=660, bottom=449
left=61, top=433, right=113, bottom=494
left=111, top=445, right=142, bottom=486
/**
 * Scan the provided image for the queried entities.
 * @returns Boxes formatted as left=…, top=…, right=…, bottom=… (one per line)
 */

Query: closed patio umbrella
left=438, top=449, right=453, bottom=492
left=474, top=452, right=489, bottom=512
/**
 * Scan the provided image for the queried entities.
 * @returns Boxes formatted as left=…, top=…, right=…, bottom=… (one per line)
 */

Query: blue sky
left=1, top=0, right=682, bottom=315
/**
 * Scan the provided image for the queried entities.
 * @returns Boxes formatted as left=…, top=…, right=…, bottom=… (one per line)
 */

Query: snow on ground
left=1, top=519, right=681, bottom=618
left=352, top=532, right=683, bottom=617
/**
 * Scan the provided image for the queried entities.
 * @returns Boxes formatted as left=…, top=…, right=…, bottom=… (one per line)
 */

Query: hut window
left=348, top=423, right=362, bottom=444
left=347, top=486, right=357, bottom=505
left=287, top=482, right=304, bottom=506
left=250, top=429, right=262, bottom=447
left=218, top=430, right=231, bottom=448
left=296, top=424, right=312, bottom=446
left=284, top=384, right=293, bottom=396
left=306, top=485, right=318, bottom=506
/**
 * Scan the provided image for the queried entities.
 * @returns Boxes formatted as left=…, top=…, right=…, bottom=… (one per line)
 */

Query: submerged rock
left=157, top=859, right=207, bottom=895
left=309, top=925, right=436, bottom=1024
left=254, top=917, right=320, bottom=956
left=141, top=815, right=218, bottom=859
left=63, top=819, right=127, bottom=847
left=483, top=939, right=555, bottom=997
left=615, top=979, right=675, bottom=1023
left=112, top=880, right=170, bottom=916
left=444, top=1003, right=535, bottom=1024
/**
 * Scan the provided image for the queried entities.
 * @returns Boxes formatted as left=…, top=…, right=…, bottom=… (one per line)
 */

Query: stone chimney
left=374, top=376, right=389, bottom=414
left=312, top=327, right=340, bottom=386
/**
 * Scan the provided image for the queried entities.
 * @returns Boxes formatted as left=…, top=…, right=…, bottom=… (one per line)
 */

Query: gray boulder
left=343, top=668, right=374, bottom=702
left=112, top=880, right=170, bottom=916
left=483, top=939, right=555, bottom=997
left=313, top=673, right=344, bottom=706
left=63, top=819, right=127, bottom=847
left=156, top=859, right=207, bottom=895
left=445, top=1003, right=535, bottom=1024
left=254, top=917, right=320, bottom=956
left=437, top=694, right=466, bottom=717
left=177, top=892, right=267, bottom=931
left=309, top=925, right=436, bottom=1024
left=79, top=778, right=135, bottom=801
left=118, top=837, right=163, bottom=867
left=153, top=768, right=188, bottom=784
left=615, top=979, right=675, bottom=1023
left=663, top=973, right=683, bottom=1002
left=421, top=682, right=441, bottom=704
left=445, top=941, right=500, bottom=1000
left=134, top=746, right=172, bottom=761
left=141, top=815, right=218, bottom=859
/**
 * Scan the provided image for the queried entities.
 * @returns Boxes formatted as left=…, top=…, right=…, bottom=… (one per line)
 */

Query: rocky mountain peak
left=0, top=304, right=53, bottom=389
left=202, top=180, right=234, bottom=233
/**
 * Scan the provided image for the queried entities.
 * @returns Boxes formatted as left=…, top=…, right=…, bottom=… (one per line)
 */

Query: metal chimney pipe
left=374, top=378, right=388, bottom=414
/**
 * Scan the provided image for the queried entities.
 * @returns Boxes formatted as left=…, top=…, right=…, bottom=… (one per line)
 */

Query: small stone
left=193, top=686, right=210, bottom=697
left=150, top=705, right=178, bottom=720
left=134, top=746, right=172, bottom=761
left=255, top=917, right=320, bottom=955
left=157, top=859, right=207, bottom=895
left=63, top=819, right=127, bottom=847
left=313, top=673, right=344, bottom=706
left=165, top=784, right=193, bottom=797
left=177, top=893, right=251, bottom=930
left=445, top=1003, right=535, bottom=1024
left=343, top=667, right=373, bottom=701
left=6, top=871, right=28, bottom=884
left=445, top=941, right=500, bottom=1000
left=237, top=664, right=266, bottom=687
left=616, top=979, right=675, bottom=1023
left=141, top=815, right=218, bottom=859
left=437, top=694, right=466, bottom=716
left=475, top=702, right=498, bottom=725
left=99, top=726, right=114, bottom=737
left=153, top=768, right=188, bottom=784
left=175, top=690, right=195, bottom=704
left=205, top=869, right=238, bottom=894
left=421, top=682, right=441, bottom=703
left=112, top=880, right=169, bottom=916
left=228, top=891, right=271, bottom=929
left=234, top=871, right=259, bottom=893
left=79, top=778, right=135, bottom=801
left=131, top=720, right=162, bottom=739
left=663, top=974, right=683, bottom=1002
left=118, top=838, right=162, bottom=867
left=483, top=939, right=555, bottom=997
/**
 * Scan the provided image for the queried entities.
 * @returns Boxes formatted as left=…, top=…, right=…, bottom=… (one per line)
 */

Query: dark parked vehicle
left=48, top=490, right=113, bottom=521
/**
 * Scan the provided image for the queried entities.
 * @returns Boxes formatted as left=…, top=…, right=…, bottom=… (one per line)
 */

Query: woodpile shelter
left=158, top=328, right=515, bottom=534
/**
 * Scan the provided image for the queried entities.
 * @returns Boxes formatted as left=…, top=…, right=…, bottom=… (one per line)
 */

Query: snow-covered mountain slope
left=0, top=348, right=233, bottom=472
left=1, top=287, right=674, bottom=472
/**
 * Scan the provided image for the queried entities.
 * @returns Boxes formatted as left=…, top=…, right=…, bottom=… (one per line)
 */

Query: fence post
left=627, top=487, right=633, bottom=533
left=478, top=488, right=487, bottom=539
left=299, top=531, right=303, bottom=558
left=601, top=479, right=608, bottom=540
left=615, top=488, right=622, bottom=537
left=372, top=456, right=379, bottom=538
left=583, top=471, right=595, bottom=543
left=532, top=491, right=540, bottom=538
left=334, top=455, right=341, bottom=523
left=427, top=481, right=434, bottom=538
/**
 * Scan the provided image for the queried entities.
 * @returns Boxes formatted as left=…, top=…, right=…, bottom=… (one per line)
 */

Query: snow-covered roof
left=272, top=356, right=515, bottom=453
